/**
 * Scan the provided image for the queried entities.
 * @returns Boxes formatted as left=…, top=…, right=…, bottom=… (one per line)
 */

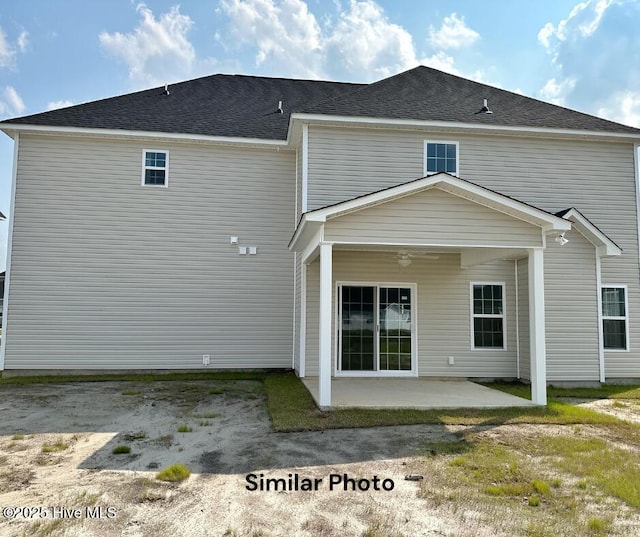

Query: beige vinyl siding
left=305, top=251, right=518, bottom=378
left=544, top=233, right=599, bottom=381
left=307, top=125, right=640, bottom=378
left=4, top=134, right=295, bottom=370
left=517, top=257, right=530, bottom=380
left=324, top=188, right=543, bottom=248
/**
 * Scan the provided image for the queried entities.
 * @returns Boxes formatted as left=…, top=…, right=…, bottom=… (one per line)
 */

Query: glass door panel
left=340, top=286, right=375, bottom=371
left=379, top=287, right=412, bottom=371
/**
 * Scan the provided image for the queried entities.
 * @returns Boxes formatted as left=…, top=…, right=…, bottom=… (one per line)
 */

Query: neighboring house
left=1, top=66, right=639, bottom=408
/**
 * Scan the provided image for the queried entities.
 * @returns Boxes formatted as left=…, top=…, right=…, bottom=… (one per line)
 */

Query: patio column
left=318, top=242, right=333, bottom=408
left=528, top=248, right=547, bottom=405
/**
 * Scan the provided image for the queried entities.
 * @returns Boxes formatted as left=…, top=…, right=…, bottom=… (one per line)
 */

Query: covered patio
left=290, top=173, right=576, bottom=410
left=302, top=377, right=535, bottom=409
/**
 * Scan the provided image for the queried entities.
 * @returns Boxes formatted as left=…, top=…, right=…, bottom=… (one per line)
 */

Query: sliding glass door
left=339, top=284, right=415, bottom=374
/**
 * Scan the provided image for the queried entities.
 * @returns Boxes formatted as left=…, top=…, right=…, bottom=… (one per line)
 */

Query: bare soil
left=0, top=381, right=638, bottom=537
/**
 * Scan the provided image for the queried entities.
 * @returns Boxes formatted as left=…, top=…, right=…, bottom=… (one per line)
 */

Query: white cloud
left=325, top=0, right=419, bottom=79
left=0, top=27, right=15, bottom=68
left=597, top=90, right=640, bottom=127
left=536, top=0, right=640, bottom=126
left=17, top=31, right=28, bottom=53
left=428, top=13, right=479, bottom=50
left=220, top=0, right=323, bottom=78
left=539, top=77, right=576, bottom=106
left=0, top=85, right=25, bottom=117
left=99, top=4, right=196, bottom=87
left=4, top=86, right=24, bottom=114
left=47, top=100, right=74, bottom=111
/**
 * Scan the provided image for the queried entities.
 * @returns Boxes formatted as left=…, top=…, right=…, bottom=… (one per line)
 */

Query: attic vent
left=163, top=84, right=170, bottom=96
left=476, top=98, right=492, bottom=114
left=277, top=100, right=284, bottom=114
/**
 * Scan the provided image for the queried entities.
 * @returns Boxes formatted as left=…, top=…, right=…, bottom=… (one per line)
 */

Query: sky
left=1, top=0, right=640, bottom=270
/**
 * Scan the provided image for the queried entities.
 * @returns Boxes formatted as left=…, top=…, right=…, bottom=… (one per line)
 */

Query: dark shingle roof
left=3, top=66, right=639, bottom=139
left=300, top=66, right=640, bottom=134
left=2, top=75, right=364, bottom=140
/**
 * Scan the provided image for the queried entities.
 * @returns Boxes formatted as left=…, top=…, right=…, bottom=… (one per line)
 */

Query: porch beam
left=318, top=242, right=333, bottom=408
left=460, top=247, right=526, bottom=269
left=528, top=248, right=547, bottom=405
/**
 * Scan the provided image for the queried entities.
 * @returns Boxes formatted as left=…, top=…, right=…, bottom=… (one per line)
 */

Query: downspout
left=595, top=254, right=605, bottom=383
left=515, top=259, right=520, bottom=379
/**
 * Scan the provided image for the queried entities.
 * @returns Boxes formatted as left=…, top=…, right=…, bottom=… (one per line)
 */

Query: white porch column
left=318, top=242, right=333, bottom=408
left=528, top=248, right=547, bottom=405
left=299, top=262, right=307, bottom=378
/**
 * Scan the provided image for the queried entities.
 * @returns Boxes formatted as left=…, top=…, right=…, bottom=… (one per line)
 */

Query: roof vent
left=163, top=84, right=170, bottom=96
left=476, top=98, right=492, bottom=114
left=277, top=100, right=284, bottom=114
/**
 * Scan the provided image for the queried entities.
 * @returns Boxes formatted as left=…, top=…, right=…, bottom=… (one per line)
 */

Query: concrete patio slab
left=302, top=377, right=536, bottom=409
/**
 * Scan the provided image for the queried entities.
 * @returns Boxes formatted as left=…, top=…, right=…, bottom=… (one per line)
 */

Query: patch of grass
left=577, top=480, right=588, bottom=490
left=551, top=477, right=562, bottom=488
left=12, top=433, right=24, bottom=440
left=193, top=412, right=220, bottom=419
left=528, top=495, right=541, bottom=506
left=265, top=373, right=624, bottom=432
left=0, top=370, right=266, bottom=385
left=531, top=480, right=551, bottom=496
left=586, top=517, right=612, bottom=535
left=198, top=420, right=212, bottom=426
left=74, top=490, right=99, bottom=506
left=177, top=425, right=192, bottom=433
left=153, top=434, right=174, bottom=448
left=209, top=387, right=225, bottom=395
left=123, top=431, right=147, bottom=441
left=29, top=518, right=65, bottom=536
left=41, top=437, right=69, bottom=453
left=112, top=445, right=131, bottom=454
left=484, top=381, right=640, bottom=400
left=156, top=463, right=190, bottom=482
left=516, top=436, right=640, bottom=508
left=121, top=389, right=139, bottom=396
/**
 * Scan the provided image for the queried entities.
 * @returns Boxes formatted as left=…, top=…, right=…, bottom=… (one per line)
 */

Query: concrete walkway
left=302, top=377, right=536, bottom=409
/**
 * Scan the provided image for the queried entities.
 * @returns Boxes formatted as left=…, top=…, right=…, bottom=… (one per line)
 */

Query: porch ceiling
left=302, top=378, right=535, bottom=409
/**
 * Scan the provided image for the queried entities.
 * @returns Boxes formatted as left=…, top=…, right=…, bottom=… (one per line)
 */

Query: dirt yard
left=0, top=380, right=638, bottom=536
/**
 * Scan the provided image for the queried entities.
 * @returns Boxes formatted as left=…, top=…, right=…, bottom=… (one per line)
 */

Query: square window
left=425, top=141, right=458, bottom=176
left=142, top=150, right=169, bottom=187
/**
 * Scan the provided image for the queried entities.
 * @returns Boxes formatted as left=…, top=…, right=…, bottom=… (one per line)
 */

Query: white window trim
left=334, top=281, right=418, bottom=378
left=470, top=281, right=507, bottom=351
left=141, top=149, right=169, bottom=188
left=424, top=140, right=459, bottom=177
left=601, top=284, right=629, bottom=352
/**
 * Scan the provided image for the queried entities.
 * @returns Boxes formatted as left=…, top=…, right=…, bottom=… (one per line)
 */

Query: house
left=1, top=66, right=639, bottom=408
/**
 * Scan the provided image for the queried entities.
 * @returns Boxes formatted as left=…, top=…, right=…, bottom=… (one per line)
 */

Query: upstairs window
left=471, top=283, right=505, bottom=349
left=424, top=141, right=458, bottom=176
left=142, top=150, right=169, bottom=187
left=602, top=286, right=628, bottom=350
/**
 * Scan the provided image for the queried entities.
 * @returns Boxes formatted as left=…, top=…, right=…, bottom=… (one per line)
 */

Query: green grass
left=156, top=464, right=191, bottom=482
left=484, top=381, right=640, bottom=400
left=41, top=438, right=69, bottom=453
left=121, top=389, right=139, bottom=396
left=0, top=370, right=266, bottom=385
left=265, top=373, right=627, bottom=432
left=12, top=433, right=24, bottom=440
left=112, top=445, right=131, bottom=454
left=176, top=425, right=192, bottom=433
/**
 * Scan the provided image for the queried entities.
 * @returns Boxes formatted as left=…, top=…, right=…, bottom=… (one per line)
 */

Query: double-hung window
left=602, top=286, right=628, bottom=350
left=424, top=141, right=459, bottom=176
left=471, top=283, right=505, bottom=349
left=142, top=150, right=169, bottom=187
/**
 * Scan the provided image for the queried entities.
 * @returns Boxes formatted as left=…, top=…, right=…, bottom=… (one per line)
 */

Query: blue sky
left=1, top=0, right=640, bottom=270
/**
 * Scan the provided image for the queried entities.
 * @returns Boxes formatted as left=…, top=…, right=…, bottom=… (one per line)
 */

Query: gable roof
left=556, top=208, right=621, bottom=257
left=289, top=172, right=571, bottom=252
left=2, top=66, right=639, bottom=141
